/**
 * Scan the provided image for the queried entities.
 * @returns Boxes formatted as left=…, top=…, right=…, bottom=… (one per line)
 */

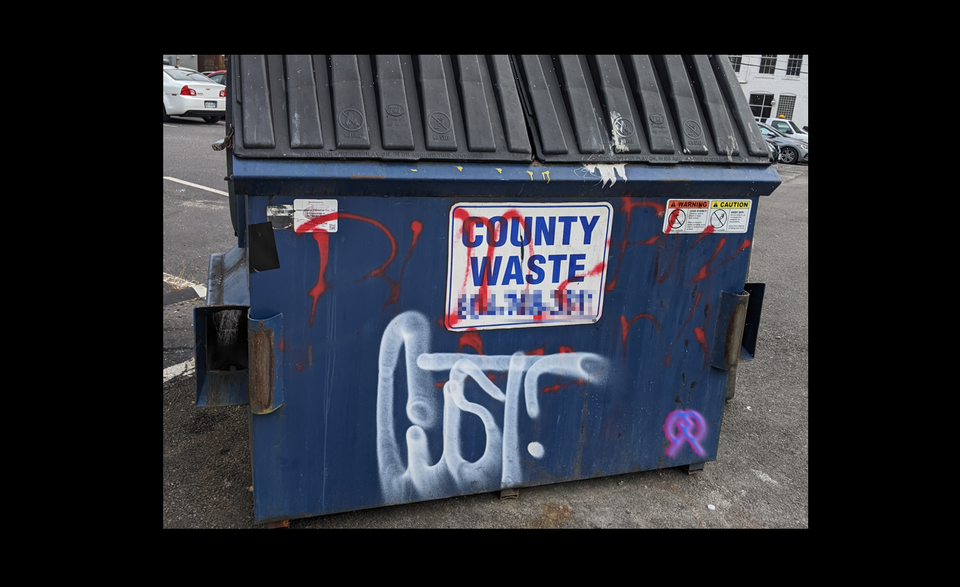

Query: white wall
left=162, top=55, right=198, bottom=70
left=731, top=55, right=808, bottom=129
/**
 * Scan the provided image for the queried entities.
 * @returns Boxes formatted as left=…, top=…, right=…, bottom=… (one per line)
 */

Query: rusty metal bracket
left=710, top=290, right=749, bottom=401
left=708, top=284, right=765, bottom=400
left=248, top=312, right=284, bottom=414
left=212, top=125, right=235, bottom=151
left=710, top=290, right=750, bottom=371
left=500, top=488, right=520, bottom=500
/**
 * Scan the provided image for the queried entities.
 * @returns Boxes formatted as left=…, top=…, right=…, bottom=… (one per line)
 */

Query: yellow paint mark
left=456, top=166, right=463, bottom=172
left=541, top=171, right=550, bottom=183
left=527, top=171, right=534, bottom=180
left=495, top=168, right=502, bottom=174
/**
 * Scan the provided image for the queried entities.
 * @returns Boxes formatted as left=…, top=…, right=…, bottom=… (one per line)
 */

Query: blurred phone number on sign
left=456, top=289, right=596, bottom=320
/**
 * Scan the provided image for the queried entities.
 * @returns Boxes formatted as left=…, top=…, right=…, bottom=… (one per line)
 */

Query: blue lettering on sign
left=579, top=216, right=599, bottom=244
left=471, top=253, right=594, bottom=286
left=503, top=256, right=524, bottom=285
left=462, top=215, right=601, bottom=249
left=526, top=255, right=545, bottom=285
left=535, top=217, right=555, bottom=246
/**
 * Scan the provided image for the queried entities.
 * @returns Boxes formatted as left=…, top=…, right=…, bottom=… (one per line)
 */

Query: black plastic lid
left=229, top=55, right=771, bottom=165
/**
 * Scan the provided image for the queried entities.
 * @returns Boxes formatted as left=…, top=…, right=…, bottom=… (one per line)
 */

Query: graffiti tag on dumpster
left=376, top=311, right=609, bottom=501
left=445, top=202, right=613, bottom=331
left=664, top=409, right=708, bottom=457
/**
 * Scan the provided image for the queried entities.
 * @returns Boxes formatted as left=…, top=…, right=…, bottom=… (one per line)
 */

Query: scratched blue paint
left=215, top=157, right=778, bottom=524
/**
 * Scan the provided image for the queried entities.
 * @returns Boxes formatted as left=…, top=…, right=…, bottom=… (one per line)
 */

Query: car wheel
left=202, top=116, right=220, bottom=124
left=780, top=147, right=798, bottom=164
left=163, top=105, right=170, bottom=123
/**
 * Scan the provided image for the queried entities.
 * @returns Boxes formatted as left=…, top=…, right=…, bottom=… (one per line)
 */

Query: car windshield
left=759, top=125, right=784, bottom=138
left=789, top=120, right=804, bottom=133
left=165, top=68, right=213, bottom=83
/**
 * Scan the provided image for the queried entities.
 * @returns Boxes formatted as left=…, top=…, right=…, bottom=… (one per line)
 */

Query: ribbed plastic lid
left=230, top=55, right=771, bottom=165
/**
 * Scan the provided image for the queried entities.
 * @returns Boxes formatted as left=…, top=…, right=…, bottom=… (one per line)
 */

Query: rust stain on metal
left=723, top=296, right=749, bottom=370
left=249, top=321, right=274, bottom=413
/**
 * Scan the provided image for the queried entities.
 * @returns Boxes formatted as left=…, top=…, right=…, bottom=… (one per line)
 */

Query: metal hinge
left=212, top=125, right=235, bottom=152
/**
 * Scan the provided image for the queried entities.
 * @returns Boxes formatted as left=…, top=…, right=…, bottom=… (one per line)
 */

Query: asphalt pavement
left=162, top=164, right=808, bottom=529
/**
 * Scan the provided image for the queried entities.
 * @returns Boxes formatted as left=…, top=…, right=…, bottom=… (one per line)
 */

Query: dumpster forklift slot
left=206, top=308, right=248, bottom=372
left=194, top=305, right=250, bottom=408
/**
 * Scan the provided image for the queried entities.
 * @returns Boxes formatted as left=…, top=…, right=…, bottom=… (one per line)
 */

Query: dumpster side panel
left=242, top=193, right=757, bottom=522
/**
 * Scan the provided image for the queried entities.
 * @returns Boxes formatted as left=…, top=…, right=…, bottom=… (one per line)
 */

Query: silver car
left=757, top=123, right=808, bottom=165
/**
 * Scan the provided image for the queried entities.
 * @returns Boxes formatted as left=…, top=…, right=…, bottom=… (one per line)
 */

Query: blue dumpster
left=195, top=55, right=779, bottom=524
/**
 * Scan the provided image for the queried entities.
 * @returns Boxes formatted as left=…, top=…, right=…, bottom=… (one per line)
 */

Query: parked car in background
left=757, top=122, right=807, bottom=165
left=201, top=70, right=226, bottom=85
left=163, top=65, right=225, bottom=124
left=765, top=139, right=780, bottom=163
left=756, top=117, right=809, bottom=143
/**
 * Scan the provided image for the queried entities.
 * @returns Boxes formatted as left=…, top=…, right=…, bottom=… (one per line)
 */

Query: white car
left=163, top=65, right=225, bottom=124
left=756, top=117, right=808, bottom=143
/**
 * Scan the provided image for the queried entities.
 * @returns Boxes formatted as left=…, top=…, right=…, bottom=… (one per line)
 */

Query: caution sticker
left=663, top=199, right=752, bottom=234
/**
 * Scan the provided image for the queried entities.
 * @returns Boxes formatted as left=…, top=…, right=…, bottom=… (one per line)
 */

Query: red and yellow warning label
left=668, top=200, right=710, bottom=209
left=663, top=199, right=752, bottom=234
left=711, top=200, right=750, bottom=209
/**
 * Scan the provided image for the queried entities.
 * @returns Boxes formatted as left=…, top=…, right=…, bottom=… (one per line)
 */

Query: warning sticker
left=446, top=202, right=613, bottom=331
left=709, top=200, right=751, bottom=233
left=663, top=199, right=752, bottom=234
left=664, top=200, right=710, bottom=234
left=293, top=199, right=338, bottom=233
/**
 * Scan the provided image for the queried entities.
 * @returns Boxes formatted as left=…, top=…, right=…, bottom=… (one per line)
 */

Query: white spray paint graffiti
left=376, top=311, right=608, bottom=502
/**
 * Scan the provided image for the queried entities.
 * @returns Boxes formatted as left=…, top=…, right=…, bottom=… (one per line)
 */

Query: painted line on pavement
left=164, top=357, right=196, bottom=384
left=164, top=176, right=228, bottom=196
left=163, top=272, right=207, bottom=305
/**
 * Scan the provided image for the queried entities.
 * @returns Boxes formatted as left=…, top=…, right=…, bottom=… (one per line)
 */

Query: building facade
left=163, top=55, right=225, bottom=72
left=727, top=55, right=808, bottom=129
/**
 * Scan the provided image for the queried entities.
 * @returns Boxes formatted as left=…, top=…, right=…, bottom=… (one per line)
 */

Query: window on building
left=750, top=93, right=774, bottom=119
left=728, top=55, right=742, bottom=73
left=759, top=55, right=777, bottom=75
left=776, top=95, right=796, bottom=120
left=786, top=55, right=803, bottom=76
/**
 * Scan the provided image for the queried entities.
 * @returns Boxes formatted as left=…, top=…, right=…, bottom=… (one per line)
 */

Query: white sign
left=293, top=199, right=338, bottom=233
left=445, top=202, right=613, bottom=331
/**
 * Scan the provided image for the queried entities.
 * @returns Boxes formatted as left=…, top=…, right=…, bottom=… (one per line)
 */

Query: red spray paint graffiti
left=606, top=197, right=664, bottom=292
left=383, top=221, right=423, bottom=313
left=619, top=313, right=663, bottom=360
left=298, top=211, right=424, bottom=327
left=456, top=330, right=484, bottom=355
left=694, top=326, right=709, bottom=368
left=448, top=208, right=541, bottom=327
left=555, top=261, right=605, bottom=312
left=691, top=238, right=751, bottom=284
left=307, top=232, right=330, bottom=328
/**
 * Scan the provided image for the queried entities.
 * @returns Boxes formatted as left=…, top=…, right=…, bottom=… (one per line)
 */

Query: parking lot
left=163, top=111, right=807, bottom=528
